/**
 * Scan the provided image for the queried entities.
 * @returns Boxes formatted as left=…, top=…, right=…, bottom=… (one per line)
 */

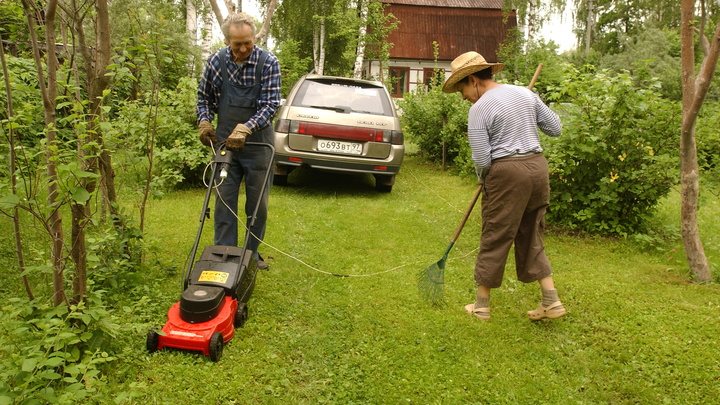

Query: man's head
left=221, top=13, right=256, bottom=63
left=441, top=51, right=504, bottom=94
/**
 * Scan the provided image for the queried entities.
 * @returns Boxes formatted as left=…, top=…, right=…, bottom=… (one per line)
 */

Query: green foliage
left=0, top=2, right=27, bottom=52
left=697, top=102, right=720, bottom=188
left=270, top=0, right=361, bottom=77
left=108, top=0, right=200, bottom=98
left=86, top=208, right=145, bottom=298
left=599, top=27, right=683, bottom=100
left=275, top=39, right=313, bottom=97
left=363, top=0, right=400, bottom=79
left=575, top=0, right=682, bottom=55
left=0, top=295, right=117, bottom=404
left=544, top=66, right=681, bottom=236
left=106, top=77, right=205, bottom=191
left=0, top=55, right=45, bottom=147
left=397, top=86, right=471, bottom=174
left=498, top=30, right=569, bottom=96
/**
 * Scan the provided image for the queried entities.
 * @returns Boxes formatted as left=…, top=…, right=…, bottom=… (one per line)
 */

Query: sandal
left=464, top=303, right=490, bottom=321
left=527, top=301, right=566, bottom=320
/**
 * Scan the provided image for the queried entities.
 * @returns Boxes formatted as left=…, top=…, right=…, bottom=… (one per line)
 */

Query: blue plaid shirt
left=196, top=45, right=281, bottom=131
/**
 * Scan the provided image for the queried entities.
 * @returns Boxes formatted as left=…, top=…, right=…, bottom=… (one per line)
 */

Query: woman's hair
left=220, top=12, right=256, bottom=40
left=457, top=67, right=493, bottom=86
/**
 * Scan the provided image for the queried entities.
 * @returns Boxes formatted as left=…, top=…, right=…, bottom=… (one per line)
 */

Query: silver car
left=273, top=74, right=404, bottom=192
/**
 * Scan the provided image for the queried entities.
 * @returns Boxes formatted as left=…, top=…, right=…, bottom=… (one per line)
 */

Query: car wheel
left=146, top=329, right=159, bottom=353
left=234, top=302, right=249, bottom=328
left=209, top=332, right=223, bottom=362
left=273, top=174, right=287, bottom=186
left=376, top=184, right=392, bottom=192
left=374, top=174, right=395, bottom=193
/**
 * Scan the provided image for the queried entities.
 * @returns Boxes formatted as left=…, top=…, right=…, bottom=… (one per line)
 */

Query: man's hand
left=226, top=123, right=251, bottom=150
left=198, top=121, right=216, bottom=147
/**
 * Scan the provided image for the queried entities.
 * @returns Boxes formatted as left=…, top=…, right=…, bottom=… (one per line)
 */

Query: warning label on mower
left=198, top=271, right=229, bottom=284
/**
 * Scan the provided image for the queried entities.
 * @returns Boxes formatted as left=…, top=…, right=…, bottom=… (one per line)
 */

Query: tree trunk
left=202, top=10, right=214, bottom=60
left=1, top=39, right=34, bottom=301
left=66, top=0, right=115, bottom=303
left=22, top=0, right=67, bottom=307
left=255, top=0, right=278, bottom=43
left=585, top=0, right=594, bottom=55
left=224, top=0, right=236, bottom=14
left=526, top=0, right=538, bottom=43
left=679, top=0, right=720, bottom=283
left=353, top=0, right=368, bottom=79
left=208, top=0, right=225, bottom=27
left=318, top=17, right=326, bottom=75
left=187, top=0, right=198, bottom=45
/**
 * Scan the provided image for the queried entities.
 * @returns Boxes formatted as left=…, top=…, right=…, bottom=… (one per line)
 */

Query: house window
left=388, top=67, right=409, bottom=97
left=423, top=68, right=444, bottom=89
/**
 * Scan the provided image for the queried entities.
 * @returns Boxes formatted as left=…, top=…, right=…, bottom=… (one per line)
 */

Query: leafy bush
left=276, top=39, right=313, bottom=98
left=106, top=77, right=207, bottom=191
left=397, top=86, right=471, bottom=174
left=0, top=295, right=117, bottom=404
left=0, top=55, right=45, bottom=148
left=697, top=101, right=720, bottom=188
left=498, top=33, right=569, bottom=96
left=599, top=27, right=683, bottom=100
left=544, top=66, right=681, bottom=236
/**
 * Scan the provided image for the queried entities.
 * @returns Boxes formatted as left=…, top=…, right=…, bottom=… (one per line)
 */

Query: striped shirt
left=196, top=45, right=282, bottom=131
left=468, top=84, right=561, bottom=178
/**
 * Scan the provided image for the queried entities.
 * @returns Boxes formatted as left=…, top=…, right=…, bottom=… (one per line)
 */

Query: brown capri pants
left=474, top=153, right=553, bottom=288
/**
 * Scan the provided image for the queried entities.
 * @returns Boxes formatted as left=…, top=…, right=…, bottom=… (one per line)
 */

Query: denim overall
left=214, top=47, right=273, bottom=253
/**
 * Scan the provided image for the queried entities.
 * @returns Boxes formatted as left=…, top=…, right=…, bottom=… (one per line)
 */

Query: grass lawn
left=3, top=155, right=720, bottom=404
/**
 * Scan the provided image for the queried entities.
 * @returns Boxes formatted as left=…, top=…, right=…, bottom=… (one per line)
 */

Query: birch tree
left=353, top=0, right=369, bottom=79
left=313, top=0, right=327, bottom=75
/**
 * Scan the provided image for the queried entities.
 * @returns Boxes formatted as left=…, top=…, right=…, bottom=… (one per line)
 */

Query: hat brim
left=441, top=63, right=505, bottom=93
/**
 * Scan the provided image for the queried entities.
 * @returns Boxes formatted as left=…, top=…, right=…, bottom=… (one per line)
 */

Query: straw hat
left=441, top=51, right=505, bottom=93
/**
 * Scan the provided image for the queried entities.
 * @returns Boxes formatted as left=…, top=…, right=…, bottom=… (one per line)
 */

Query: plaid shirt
left=196, top=45, right=281, bottom=131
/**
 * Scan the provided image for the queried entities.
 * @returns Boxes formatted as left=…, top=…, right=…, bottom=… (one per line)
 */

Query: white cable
left=203, top=163, right=479, bottom=278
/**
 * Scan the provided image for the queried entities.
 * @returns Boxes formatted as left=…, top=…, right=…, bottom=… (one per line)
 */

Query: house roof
left=382, top=0, right=507, bottom=9
left=381, top=1, right=516, bottom=62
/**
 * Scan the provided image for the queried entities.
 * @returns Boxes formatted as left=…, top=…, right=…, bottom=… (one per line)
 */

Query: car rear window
left=291, top=78, right=394, bottom=116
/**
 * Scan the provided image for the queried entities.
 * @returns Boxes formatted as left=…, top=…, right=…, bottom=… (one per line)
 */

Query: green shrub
left=0, top=295, right=117, bottom=404
left=106, top=77, right=206, bottom=191
left=544, top=66, right=681, bottom=236
left=397, top=86, right=471, bottom=173
left=697, top=101, right=720, bottom=188
left=276, top=39, right=313, bottom=98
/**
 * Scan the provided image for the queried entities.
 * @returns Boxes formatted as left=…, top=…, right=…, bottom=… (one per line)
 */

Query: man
left=442, top=51, right=566, bottom=321
left=196, top=13, right=281, bottom=269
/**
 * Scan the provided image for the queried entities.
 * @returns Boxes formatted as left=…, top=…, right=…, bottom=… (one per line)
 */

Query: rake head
left=417, top=258, right=446, bottom=306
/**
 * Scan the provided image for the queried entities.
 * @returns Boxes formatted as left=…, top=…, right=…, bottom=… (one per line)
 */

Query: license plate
left=317, top=139, right=362, bottom=155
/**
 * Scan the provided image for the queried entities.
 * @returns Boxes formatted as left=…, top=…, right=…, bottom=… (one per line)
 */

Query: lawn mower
left=146, top=142, right=273, bottom=362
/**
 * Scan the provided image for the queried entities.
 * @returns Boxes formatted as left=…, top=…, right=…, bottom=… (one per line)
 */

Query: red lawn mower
left=146, top=142, right=273, bottom=362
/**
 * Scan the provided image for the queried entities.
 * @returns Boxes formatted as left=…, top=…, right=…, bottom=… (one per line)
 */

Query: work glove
left=226, top=123, right=251, bottom=151
left=198, top=121, right=217, bottom=147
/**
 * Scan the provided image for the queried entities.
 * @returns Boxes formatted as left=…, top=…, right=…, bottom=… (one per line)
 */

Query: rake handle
left=528, top=63, right=543, bottom=90
left=450, top=184, right=483, bottom=243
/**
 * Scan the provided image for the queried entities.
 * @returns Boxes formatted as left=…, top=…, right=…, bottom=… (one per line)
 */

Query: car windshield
left=292, top=78, right=393, bottom=116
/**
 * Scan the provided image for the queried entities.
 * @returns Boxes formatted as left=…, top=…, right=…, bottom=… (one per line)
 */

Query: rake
left=417, top=63, right=544, bottom=305
left=417, top=185, right=482, bottom=305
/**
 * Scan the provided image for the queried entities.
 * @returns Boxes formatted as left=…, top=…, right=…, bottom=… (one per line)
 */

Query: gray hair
left=220, top=12, right=256, bottom=39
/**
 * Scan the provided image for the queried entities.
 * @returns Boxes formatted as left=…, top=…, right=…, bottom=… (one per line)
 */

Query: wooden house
left=363, top=0, right=517, bottom=97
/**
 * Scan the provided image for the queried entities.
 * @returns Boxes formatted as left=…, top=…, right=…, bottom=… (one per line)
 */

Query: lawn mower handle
left=183, top=142, right=275, bottom=290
